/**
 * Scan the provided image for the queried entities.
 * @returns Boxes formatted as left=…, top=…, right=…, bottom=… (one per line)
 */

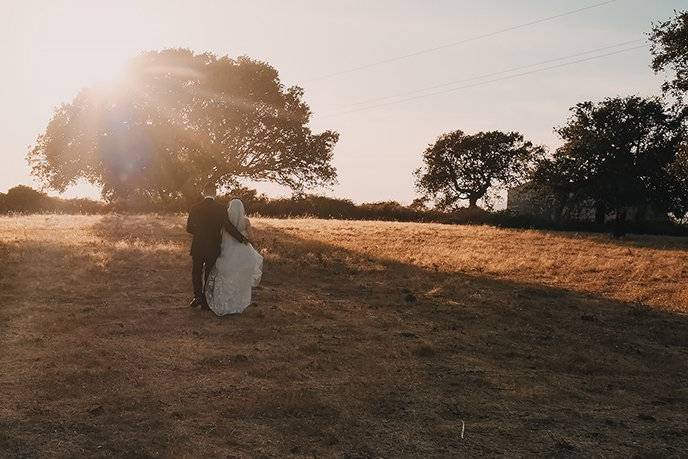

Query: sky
left=0, top=0, right=685, bottom=205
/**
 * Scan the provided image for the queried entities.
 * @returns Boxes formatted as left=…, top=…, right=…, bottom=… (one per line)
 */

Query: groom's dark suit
left=187, top=197, right=247, bottom=302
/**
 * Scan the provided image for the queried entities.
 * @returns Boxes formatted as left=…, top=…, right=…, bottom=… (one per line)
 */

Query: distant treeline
left=0, top=185, right=108, bottom=215
left=2, top=185, right=687, bottom=237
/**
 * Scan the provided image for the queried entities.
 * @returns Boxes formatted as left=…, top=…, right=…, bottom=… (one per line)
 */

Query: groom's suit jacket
left=186, top=198, right=247, bottom=258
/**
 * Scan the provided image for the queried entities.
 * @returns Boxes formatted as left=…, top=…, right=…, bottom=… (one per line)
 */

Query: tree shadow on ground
left=246, top=223, right=688, bottom=456
left=1, top=216, right=686, bottom=457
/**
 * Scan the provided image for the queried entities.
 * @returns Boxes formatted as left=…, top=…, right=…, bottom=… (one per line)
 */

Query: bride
left=205, top=199, right=263, bottom=316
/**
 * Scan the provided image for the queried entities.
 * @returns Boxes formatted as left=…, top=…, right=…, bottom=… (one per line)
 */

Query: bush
left=49, top=197, right=108, bottom=214
left=2, top=184, right=686, bottom=237
left=358, top=201, right=422, bottom=221
left=0, top=185, right=107, bottom=214
left=4, top=185, right=48, bottom=212
left=248, top=194, right=359, bottom=219
left=482, top=210, right=688, bottom=237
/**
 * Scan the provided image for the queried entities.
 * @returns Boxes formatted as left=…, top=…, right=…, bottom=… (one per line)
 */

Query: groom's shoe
left=189, top=298, right=201, bottom=308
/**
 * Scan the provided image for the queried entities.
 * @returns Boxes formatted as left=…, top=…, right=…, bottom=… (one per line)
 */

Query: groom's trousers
left=192, top=254, right=218, bottom=301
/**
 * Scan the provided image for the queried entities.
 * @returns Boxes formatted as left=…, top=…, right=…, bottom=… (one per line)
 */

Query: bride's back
left=227, top=199, right=249, bottom=237
left=207, top=199, right=263, bottom=315
left=237, top=216, right=250, bottom=237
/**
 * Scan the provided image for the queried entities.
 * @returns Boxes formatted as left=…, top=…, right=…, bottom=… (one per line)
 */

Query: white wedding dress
left=205, top=199, right=263, bottom=316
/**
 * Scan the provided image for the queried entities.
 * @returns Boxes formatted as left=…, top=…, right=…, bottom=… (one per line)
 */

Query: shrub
left=1, top=184, right=686, bottom=237
left=4, top=185, right=48, bottom=212
left=0, top=185, right=108, bottom=214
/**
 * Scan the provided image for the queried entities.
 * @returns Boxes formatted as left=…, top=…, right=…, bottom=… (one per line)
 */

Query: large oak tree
left=28, top=49, right=339, bottom=203
left=534, top=96, right=684, bottom=221
left=415, top=130, right=542, bottom=209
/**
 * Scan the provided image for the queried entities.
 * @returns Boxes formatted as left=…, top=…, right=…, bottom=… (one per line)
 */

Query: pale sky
left=0, top=0, right=685, bottom=205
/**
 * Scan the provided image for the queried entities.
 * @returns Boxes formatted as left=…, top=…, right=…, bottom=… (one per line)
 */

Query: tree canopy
left=2, top=185, right=47, bottom=213
left=650, top=9, right=688, bottom=101
left=534, top=96, right=684, bottom=218
left=664, top=143, right=688, bottom=222
left=415, top=130, right=541, bottom=209
left=28, top=49, right=339, bottom=203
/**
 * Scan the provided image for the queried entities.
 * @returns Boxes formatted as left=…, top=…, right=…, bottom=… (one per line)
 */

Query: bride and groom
left=186, top=184, right=263, bottom=316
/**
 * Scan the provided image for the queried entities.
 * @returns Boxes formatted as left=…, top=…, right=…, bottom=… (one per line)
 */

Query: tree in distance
left=1, top=185, right=47, bottom=213
left=28, top=49, right=339, bottom=204
left=415, top=130, right=543, bottom=209
left=650, top=9, right=688, bottom=102
left=664, top=143, right=688, bottom=223
left=533, top=96, right=685, bottom=226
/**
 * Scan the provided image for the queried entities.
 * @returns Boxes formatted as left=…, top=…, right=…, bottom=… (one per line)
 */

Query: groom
left=186, top=183, right=248, bottom=309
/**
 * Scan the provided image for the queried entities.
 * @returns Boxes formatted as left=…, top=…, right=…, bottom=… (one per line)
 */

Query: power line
left=343, top=39, right=644, bottom=109
left=321, top=44, right=648, bottom=118
left=307, top=0, right=621, bottom=82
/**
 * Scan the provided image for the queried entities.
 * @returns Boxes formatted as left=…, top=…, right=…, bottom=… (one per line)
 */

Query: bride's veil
left=227, top=199, right=246, bottom=232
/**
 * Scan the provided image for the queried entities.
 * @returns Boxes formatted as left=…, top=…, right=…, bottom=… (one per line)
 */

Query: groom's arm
left=186, top=209, right=197, bottom=235
left=223, top=217, right=248, bottom=244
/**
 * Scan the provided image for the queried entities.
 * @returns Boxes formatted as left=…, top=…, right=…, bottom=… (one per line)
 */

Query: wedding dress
left=205, top=199, right=263, bottom=315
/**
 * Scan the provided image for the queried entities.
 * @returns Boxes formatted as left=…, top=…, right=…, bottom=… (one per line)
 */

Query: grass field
left=1, top=215, right=687, bottom=457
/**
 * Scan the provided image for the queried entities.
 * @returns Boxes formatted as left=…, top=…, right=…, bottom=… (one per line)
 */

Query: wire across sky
left=321, top=43, right=649, bottom=118
left=340, top=38, right=646, bottom=109
left=307, top=0, right=622, bottom=82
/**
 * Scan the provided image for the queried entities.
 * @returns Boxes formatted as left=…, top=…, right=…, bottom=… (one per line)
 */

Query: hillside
left=1, top=215, right=687, bottom=456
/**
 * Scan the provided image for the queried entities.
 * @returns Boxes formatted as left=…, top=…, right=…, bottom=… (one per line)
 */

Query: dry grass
left=1, top=214, right=687, bottom=457
left=263, top=218, right=688, bottom=313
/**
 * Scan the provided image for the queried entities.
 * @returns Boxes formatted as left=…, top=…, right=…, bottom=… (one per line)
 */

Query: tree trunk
left=612, top=208, right=627, bottom=238
left=594, top=202, right=606, bottom=225
left=468, top=196, right=479, bottom=209
left=636, top=204, right=648, bottom=223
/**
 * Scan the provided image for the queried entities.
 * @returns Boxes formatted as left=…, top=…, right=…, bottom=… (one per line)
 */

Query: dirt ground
left=1, top=215, right=687, bottom=457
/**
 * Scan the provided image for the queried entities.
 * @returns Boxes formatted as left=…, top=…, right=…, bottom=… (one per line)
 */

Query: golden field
left=1, top=215, right=687, bottom=457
